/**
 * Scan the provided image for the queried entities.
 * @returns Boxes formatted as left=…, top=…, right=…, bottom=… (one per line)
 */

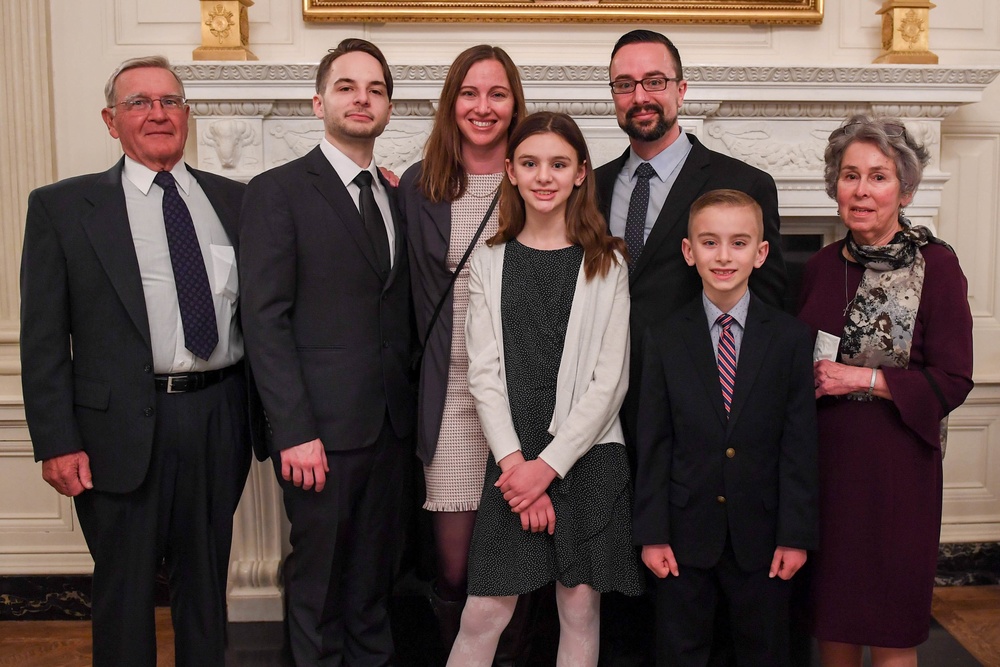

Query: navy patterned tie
left=154, top=171, right=218, bottom=361
left=716, top=314, right=737, bottom=415
left=353, top=171, right=391, bottom=276
left=624, top=162, right=656, bottom=274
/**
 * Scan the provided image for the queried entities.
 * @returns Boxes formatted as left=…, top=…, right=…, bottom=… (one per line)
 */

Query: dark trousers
left=75, top=372, right=251, bottom=667
left=654, top=542, right=792, bottom=667
left=278, top=416, right=410, bottom=667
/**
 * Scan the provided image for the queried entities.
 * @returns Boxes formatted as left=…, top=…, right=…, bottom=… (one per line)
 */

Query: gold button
left=717, top=496, right=726, bottom=504
left=726, top=448, right=735, bottom=458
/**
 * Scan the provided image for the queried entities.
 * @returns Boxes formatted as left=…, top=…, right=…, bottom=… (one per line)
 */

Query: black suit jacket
left=240, top=146, right=415, bottom=455
left=595, top=134, right=788, bottom=442
left=20, top=158, right=253, bottom=493
left=632, top=295, right=818, bottom=571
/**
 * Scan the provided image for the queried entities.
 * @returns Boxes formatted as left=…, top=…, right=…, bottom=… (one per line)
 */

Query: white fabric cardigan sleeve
left=465, top=246, right=522, bottom=463
left=538, top=258, right=630, bottom=477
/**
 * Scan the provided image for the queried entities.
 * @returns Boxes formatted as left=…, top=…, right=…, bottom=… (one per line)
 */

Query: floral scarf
left=841, top=218, right=952, bottom=370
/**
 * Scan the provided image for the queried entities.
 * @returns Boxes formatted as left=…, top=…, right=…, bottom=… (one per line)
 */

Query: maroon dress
left=797, top=239, right=974, bottom=648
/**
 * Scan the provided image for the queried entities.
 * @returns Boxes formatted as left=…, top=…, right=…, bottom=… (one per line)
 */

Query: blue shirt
left=608, top=133, right=693, bottom=241
left=703, top=289, right=751, bottom=364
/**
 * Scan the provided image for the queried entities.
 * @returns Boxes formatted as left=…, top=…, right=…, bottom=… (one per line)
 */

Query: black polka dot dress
left=466, top=240, right=643, bottom=598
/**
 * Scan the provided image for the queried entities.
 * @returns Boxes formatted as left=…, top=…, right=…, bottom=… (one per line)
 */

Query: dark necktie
left=716, top=314, right=737, bottom=415
left=153, top=171, right=218, bottom=361
left=624, top=162, right=657, bottom=274
left=353, top=171, right=391, bottom=275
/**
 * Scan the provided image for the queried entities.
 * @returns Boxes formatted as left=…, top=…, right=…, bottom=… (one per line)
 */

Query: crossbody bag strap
left=422, top=188, right=501, bottom=345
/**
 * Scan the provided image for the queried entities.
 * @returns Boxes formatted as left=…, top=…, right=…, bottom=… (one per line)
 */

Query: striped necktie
left=716, top=313, right=737, bottom=415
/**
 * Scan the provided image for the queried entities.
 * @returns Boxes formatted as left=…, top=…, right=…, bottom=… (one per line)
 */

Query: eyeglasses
left=609, top=77, right=682, bottom=95
left=114, top=95, right=187, bottom=113
left=842, top=120, right=906, bottom=138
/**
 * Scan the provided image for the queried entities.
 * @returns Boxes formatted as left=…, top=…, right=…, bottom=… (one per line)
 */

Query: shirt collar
left=626, top=131, right=692, bottom=182
left=319, top=137, right=380, bottom=191
left=703, top=288, right=751, bottom=330
left=123, top=156, right=192, bottom=195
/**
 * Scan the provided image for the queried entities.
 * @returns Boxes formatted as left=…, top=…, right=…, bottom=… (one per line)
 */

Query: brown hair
left=489, top=111, right=626, bottom=281
left=419, top=45, right=527, bottom=203
left=316, top=38, right=393, bottom=99
left=610, top=30, right=684, bottom=81
left=688, top=189, right=764, bottom=241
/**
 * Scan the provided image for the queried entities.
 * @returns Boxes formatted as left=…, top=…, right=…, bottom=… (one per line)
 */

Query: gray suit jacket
left=20, top=158, right=252, bottom=493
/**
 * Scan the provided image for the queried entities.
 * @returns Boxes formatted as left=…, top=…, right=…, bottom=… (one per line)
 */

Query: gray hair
left=104, top=55, right=185, bottom=108
left=824, top=113, right=930, bottom=200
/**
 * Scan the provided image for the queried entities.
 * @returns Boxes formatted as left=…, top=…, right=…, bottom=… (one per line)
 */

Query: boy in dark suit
left=632, top=189, right=818, bottom=666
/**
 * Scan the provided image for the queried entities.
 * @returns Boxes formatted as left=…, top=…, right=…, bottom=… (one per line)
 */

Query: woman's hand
left=814, top=359, right=876, bottom=398
left=496, top=458, right=557, bottom=513
left=517, top=493, right=556, bottom=534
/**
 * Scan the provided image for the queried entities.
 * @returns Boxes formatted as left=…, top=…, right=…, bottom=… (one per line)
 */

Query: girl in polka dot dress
left=449, top=111, right=643, bottom=666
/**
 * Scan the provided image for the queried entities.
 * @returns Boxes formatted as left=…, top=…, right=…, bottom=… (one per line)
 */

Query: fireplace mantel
left=188, top=63, right=999, bottom=621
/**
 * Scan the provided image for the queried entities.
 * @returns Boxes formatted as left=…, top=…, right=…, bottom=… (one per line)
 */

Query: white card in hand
left=814, top=331, right=840, bottom=362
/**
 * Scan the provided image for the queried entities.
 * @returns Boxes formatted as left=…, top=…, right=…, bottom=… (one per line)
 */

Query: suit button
left=143, top=407, right=154, bottom=417
left=717, top=496, right=726, bottom=504
left=382, top=340, right=390, bottom=348
left=143, top=364, right=152, bottom=373
left=726, top=448, right=735, bottom=458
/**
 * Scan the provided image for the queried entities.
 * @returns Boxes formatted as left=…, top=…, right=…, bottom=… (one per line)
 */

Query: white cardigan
left=465, top=242, right=630, bottom=478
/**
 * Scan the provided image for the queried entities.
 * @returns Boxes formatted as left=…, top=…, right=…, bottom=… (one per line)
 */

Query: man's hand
left=517, top=493, right=556, bottom=535
left=641, top=544, right=679, bottom=578
left=280, top=439, right=329, bottom=492
left=496, top=458, right=557, bottom=513
left=42, top=451, right=93, bottom=497
left=769, top=546, right=807, bottom=580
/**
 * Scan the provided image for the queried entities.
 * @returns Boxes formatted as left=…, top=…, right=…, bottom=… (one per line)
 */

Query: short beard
left=621, top=103, right=673, bottom=143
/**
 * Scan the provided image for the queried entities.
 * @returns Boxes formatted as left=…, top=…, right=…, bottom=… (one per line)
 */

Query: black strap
left=423, top=188, right=501, bottom=346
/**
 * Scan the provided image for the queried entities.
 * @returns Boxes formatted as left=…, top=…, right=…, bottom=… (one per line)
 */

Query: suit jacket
left=399, top=161, right=456, bottom=465
left=240, top=146, right=415, bottom=455
left=595, top=134, right=788, bottom=441
left=632, top=294, right=818, bottom=572
left=20, top=158, right=253, bottom=493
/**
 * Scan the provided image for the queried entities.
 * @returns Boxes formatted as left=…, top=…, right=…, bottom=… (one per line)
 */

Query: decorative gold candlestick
left=874, top=0, right=938, bottom=64
left=194, top=0, right=257, bottom=61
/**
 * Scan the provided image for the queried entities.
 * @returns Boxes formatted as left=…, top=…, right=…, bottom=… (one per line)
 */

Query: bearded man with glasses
left=594, top=30, right=790, bottom=666
left=20, top=55, right=260, bottom=666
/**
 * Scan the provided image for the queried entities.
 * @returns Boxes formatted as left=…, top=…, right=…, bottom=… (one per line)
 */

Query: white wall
left=2, top=0, right=999, bottom=578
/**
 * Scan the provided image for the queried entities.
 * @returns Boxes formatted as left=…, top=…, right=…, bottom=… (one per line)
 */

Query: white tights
left=445, top=583, right=600, bottom=667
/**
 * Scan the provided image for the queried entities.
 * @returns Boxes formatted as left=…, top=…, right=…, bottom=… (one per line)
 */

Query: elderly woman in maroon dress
left=797, top=114, right=974, bottom=667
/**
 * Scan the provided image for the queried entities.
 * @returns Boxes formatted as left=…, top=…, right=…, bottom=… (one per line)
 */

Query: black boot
left=430, top=586, right=465, bottom=665
left=493, top=589, right=541, bottom=667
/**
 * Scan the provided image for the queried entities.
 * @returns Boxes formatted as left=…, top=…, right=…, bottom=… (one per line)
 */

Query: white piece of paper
left=814, top=330, right=840, bottom=362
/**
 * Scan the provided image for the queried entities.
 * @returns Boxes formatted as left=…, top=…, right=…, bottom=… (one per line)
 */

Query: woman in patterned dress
left=448, top=112, right=643, bottom=666
left=798, top=115, right=974, bottom=666
left=399, top=45, right=527, bottom=655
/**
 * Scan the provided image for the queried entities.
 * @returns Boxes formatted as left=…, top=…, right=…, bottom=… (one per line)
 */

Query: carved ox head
left=204, top=119, right=256, bottom=169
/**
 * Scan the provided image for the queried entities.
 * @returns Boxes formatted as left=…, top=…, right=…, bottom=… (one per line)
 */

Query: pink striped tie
left=717, top=314, right=736, bottom=415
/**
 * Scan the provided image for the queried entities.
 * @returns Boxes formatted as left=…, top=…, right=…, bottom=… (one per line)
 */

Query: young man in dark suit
left=633, top=190, right=818, bottom=666
left=240, top=38, right=415, bottom=666
left=21, top=56, right=255, bottom=666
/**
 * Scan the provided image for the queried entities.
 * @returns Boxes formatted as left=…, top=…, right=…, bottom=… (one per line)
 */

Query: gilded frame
left=303, top=0, right=823, bottom=25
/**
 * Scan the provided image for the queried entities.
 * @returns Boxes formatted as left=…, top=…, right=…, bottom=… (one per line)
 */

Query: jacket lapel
left=678, top=299, right=729, bottom=426
left=726, top=296, right=772, bottom=432
left=80, top=159, right=152, bottom=348
left=631, top=135, right=711, bottom=282
left=383, top=177, right=406, bottom=291
left=304, top=147, right=383, bottom=277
